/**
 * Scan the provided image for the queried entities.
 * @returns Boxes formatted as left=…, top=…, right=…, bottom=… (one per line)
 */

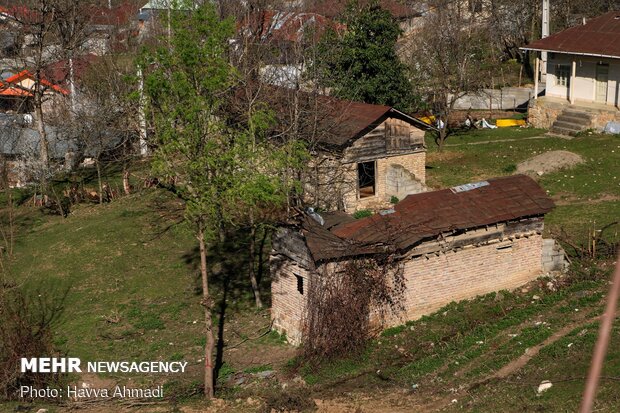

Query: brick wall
left=271, top=233, right=544, bottom=345
left=270, top=255, right=310, bottom=345
left=394, top=235, right=543, bottom=323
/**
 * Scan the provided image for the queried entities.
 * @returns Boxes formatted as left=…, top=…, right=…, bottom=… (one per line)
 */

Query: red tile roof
left=522, top=11, right=620, bottom=58
left=303, top=175, right=554, bottom=261
left=5, top=70, right=69, bottom=95
left=44, top=54, right=99, bottom=85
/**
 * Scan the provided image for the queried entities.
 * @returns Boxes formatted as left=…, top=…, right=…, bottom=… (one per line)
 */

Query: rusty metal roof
left=313, top=94, right=431, bottom=146
left=522, top=11, right=620, bottom=58
left=257, top=85, right=431, bottom=147
left=304, top=175, right=554, bottom=262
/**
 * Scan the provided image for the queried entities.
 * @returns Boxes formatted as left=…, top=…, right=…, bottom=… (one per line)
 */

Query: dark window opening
left=295, top=274, right=304, bottom=295
left=555, top=64, right=570, bottom=87
left=358, top=161, right=376, bottom=198
left=496, top=244, right=513, bottom=251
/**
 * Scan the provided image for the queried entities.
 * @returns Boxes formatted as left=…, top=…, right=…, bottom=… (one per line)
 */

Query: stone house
left=303, top=95, right=431, bottom=212
left=270, top=175, right=559, bottom=345
left=523, top=11, right=620, bottom=134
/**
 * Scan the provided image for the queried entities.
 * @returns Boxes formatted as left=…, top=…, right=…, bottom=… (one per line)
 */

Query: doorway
left=596, top=63, right=609, bottom=103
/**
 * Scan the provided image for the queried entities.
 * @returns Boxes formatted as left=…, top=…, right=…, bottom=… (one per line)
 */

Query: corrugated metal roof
left=303, top=175, right=554, bottom=261
left=522, top=11, right=620, bottom=58
left=245, top=85, right=432, bottom=148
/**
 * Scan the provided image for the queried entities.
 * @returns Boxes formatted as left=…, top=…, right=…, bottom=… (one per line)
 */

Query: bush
left=263, top=387, right=316, bottom=412
left=353, top=209, right=372, bottom=219
left=0, top=281, right=70, bottom=400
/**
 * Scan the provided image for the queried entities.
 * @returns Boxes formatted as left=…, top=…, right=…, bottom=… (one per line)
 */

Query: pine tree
left=314, top=0, right=417, bottom=111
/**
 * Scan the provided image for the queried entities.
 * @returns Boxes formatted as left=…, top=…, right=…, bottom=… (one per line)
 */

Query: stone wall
left=343, top=151, right=426, bottom=212
left=528, top=97, right=620, bottom=130
left=542, top=238, right=569, bottom=273
left=528, top=99, right=564, bottom=129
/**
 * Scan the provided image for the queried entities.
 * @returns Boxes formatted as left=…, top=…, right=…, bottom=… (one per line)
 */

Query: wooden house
left=303, top=95, right=432, bottom=212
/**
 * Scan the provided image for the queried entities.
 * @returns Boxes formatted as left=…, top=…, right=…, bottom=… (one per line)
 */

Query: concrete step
left=550, top=126, right=578, bottom=136
left=552, top=120, right=589, bottom=131
left=561, top=110, right=592, bottom=121
left=555, top=115, right=591, bottom=126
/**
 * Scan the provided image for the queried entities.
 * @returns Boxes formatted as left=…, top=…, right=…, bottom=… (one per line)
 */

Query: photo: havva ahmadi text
left=1, top=1, right=619, bottom=412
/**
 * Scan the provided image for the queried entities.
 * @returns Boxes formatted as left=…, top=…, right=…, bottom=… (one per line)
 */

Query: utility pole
left=541, top=0, right=550, bottom=80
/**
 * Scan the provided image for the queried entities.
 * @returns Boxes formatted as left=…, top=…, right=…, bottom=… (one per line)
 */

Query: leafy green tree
left=314, top=0, right=416, bottom=111
left=142, top=3, right=299, bottom=398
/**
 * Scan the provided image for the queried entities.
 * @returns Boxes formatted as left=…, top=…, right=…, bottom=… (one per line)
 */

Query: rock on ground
left=516, top=150, right=584, bottom=175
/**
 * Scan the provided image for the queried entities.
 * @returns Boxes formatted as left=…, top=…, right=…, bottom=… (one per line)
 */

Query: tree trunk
left=436, top=127, right=447, bottom=152
left=95, top=159, right=103, bottom=204
left=34, top=98, right=49, bottom=171
left=122, top=169, right=131, bottom=195
left=248, top=216, right=263, bottom=308
left=198, top=224, right=215, bottom=399
left=256, top=227, right=268, bottom=286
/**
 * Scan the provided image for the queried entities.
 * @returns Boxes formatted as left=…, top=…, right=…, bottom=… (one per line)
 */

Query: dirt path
left=553, top=193, right=620, bottom=206
left=444, top=135, right=550, bottom=147
left=315, top=307, right=612, bottom=413
left=414, top=309, right=615, bottom=412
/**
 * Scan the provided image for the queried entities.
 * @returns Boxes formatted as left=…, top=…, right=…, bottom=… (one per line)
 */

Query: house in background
left=523, top=11, right=620, bottom=134
left=0, top=70, right=68, bottom=114
left=270, top=175, right=561, bottom=345
left=301, top=94, right=431, bottom=212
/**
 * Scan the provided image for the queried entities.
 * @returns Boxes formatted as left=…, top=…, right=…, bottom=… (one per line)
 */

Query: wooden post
left=580, top=252, right=620, bottom=413
left=534, top=57, right=539, bottom=100
left=570, top=59, right=577, bottom=105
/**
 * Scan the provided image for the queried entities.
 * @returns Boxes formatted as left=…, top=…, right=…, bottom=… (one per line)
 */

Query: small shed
left=270, top=175, right=556, bottom=344
left=302, top=94, right=432, bottom=212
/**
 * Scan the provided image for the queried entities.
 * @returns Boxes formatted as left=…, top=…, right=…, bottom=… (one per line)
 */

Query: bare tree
left=8, top=0, right=92, bottom=180
left=406, top=1, right=492, bottom=150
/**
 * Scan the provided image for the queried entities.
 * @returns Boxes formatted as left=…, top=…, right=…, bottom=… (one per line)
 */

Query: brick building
left=270, top=175, right=557, bottom=345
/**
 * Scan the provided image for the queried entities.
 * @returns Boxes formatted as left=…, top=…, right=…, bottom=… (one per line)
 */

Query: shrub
left=302, top=257, right=405, bottom=363
left=0, top=281, right=70, bottom=400
left=263, top=387, right=316, bottom=412
left=353, top=209, right=372, bottom=219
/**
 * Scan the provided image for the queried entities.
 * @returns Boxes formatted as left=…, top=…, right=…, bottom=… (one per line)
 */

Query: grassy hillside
left=3, top=187, right=287, bottom=404
left=1, top=128, right=619, bottom=412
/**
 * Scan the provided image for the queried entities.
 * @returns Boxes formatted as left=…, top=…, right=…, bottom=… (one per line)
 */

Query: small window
left=555, top=64, right=570, bottom=87
left=295, top=274, right=304, bottom=295
left=358, top=161, right=376, bottom=198
left=496, top=244, right=513, bottom=251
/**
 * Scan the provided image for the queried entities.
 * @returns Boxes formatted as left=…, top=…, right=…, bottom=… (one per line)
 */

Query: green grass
left=6, top=191, right=202, bottom=365
left=425, top=130, right=620, bottom=243
left=443, top=126, right=547, bottom=145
